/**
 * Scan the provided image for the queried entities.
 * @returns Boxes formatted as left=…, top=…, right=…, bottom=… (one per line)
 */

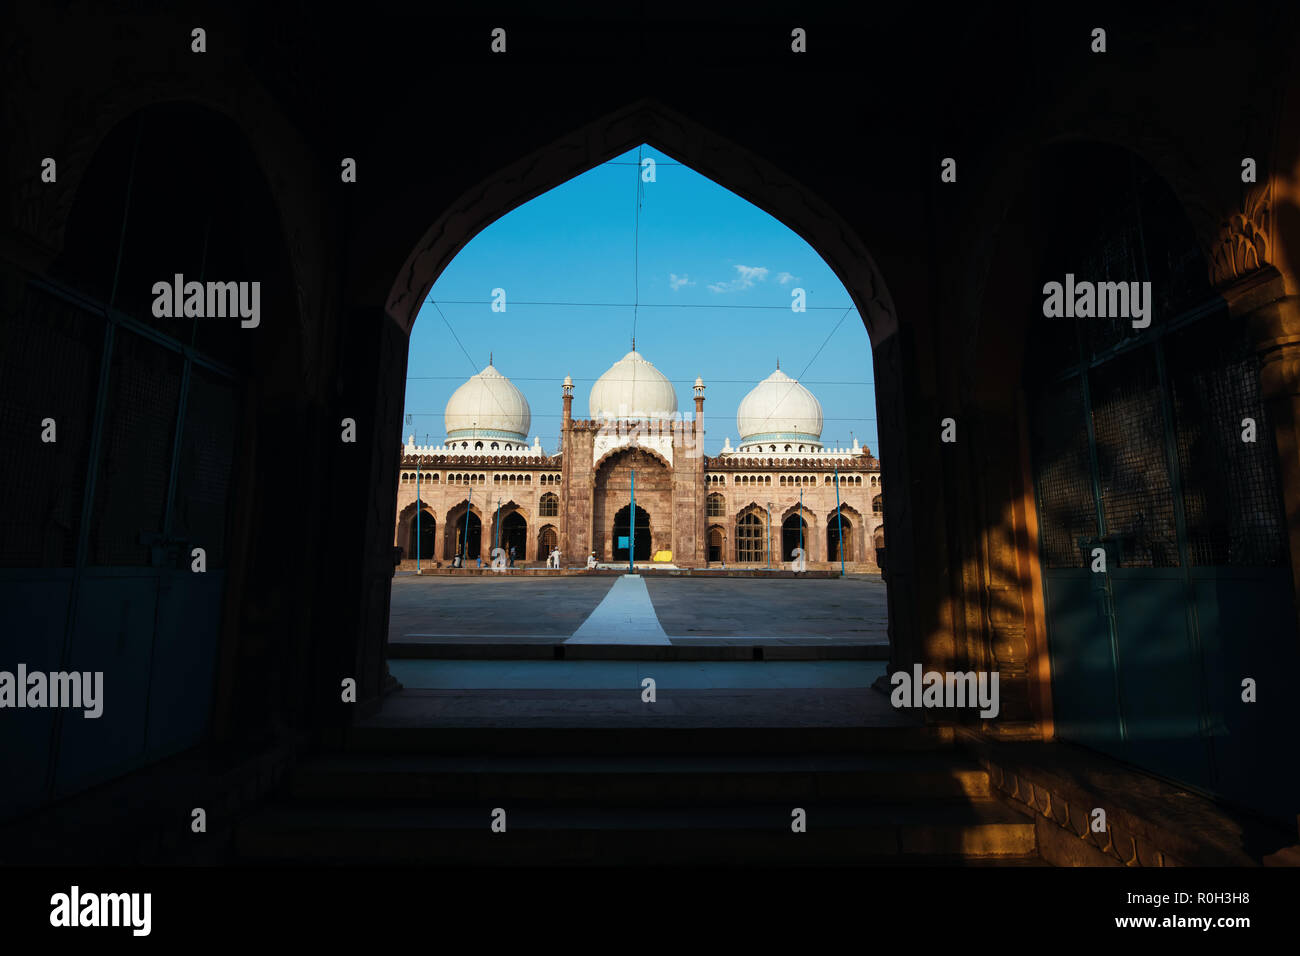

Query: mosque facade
left=393, top=350, right=883, bottom=570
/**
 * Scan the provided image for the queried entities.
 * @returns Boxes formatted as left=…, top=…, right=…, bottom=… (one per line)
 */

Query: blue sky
left=403, top=145, right=876, bottom=457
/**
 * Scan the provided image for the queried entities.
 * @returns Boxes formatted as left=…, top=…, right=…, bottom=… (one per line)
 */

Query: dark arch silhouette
left=781, top=513, right=809, bottom=561
left=612, top=504, right=651, bottom=561
left=404, top=507, right=435, bottom=561
left=495, top=511, right=527, bottom=563
left=827, top=511, right=853, bottom=563
left=446, top=510, right=483, bottom=562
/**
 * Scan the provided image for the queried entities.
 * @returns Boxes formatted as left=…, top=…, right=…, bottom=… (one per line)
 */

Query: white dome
left=444, top=364, right=531, bottom=444
left=736, top=367, right=823, bottom=448
left=588, top=350, right=678, bottom=420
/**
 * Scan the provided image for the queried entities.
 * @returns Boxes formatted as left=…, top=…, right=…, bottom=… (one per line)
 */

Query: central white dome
left=736, top=367, right=823, bottom=448
left=588, top=350, right=678, bottom=420
left=444, top=363, right=530, bottom=444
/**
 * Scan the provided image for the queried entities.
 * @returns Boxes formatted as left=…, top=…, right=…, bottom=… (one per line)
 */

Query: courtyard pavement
left=388, top=574, right=888, bottom=646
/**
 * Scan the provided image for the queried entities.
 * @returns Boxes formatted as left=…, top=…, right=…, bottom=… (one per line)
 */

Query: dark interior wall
left=3, top=1, right=1300, bottom=800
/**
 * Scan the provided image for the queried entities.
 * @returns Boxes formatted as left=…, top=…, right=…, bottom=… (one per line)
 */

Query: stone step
left=387, top=641, right=889, bottom=660
left=234, top=799, right=1038, bottom=865
left=288, top=752, right=992, bottom=803
left=346, top=724, right=956, bottom=756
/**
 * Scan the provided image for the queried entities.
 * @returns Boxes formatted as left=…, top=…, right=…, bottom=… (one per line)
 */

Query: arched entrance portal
left=537, top=524, right=557, bottom=560
left=592, top=447, right=672, bottom=561
left=497, top=511, right=527, bottom=563
left=447, top=511, right=482, bottom=561
left=708, top=526, right=724, bottom=563
left=409, top=510, right=435, bottom=560
left=827, top=513, right=852, bottom=563
left=781, top=514, right=808, bottom=561
left=612, top=504, right=652, bottom=561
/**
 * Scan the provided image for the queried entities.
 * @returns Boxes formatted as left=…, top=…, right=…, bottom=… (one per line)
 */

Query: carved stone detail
left=1209, top=181, right=1272, bottom=289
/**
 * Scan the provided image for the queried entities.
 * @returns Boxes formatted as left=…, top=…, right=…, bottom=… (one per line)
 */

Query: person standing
left=509, top=545, right=516, bottom=568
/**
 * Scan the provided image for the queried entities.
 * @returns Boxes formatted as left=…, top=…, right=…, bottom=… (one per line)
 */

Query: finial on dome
left=776, top=357, right=779, bottom=370
left=489, top=351, right=493, bottom=366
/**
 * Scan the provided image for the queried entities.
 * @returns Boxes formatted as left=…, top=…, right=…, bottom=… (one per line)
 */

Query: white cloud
left=707, top=264, right=769, bottom=293
left=775, top=271, right=798, bottom=285
left=669, top=273, right=695, bottom=290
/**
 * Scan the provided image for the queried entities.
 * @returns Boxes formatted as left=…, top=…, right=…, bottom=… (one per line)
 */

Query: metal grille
left=1030, top=375, right=1097, bottom=568
left=169, top=366, right=239, bottom=568
left=1076, top=228, right=1144, bottom=359
left=89, top=329, right=183, bottom=565
left=735, top=513, right=763, bottom=562
left=0, top=286, right=103, bottom=567
left=1167, top=316, right=1288, bottom=567
left=1089, top=347, right=1180, bottom=567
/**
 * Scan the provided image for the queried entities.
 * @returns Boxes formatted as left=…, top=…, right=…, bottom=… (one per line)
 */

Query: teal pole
left=835, top=465, right=845, bottom=577
left=798, top=489, right=803, bottom=563
left=629, top=469, right=635, bottom=574
left=415, top=465, right=421, bottom=574
left=766, top=503, right=772, bottom=569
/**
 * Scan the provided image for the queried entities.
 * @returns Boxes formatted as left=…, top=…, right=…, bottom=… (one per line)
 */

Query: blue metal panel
left=54, top=573, right=157, bottom=797
left=1109, top=569, right=1211, bottom=788
left=1193, top=569, right=1300, bottom=820
left=1042, top=570, right=1123, bottom=752
left=0, top=576, right=73, bottom=820
left=146, top=569, right=226, bottom=756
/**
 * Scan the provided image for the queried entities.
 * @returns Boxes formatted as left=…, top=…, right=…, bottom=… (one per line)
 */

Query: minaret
left=559, top=374, right=575, bottom=561
left=691, top=376, right=707, bottom=566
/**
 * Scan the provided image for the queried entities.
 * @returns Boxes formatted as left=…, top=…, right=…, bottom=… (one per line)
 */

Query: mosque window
left=873, top=494, right=883, bottom=514
left=491, top=442, right=499, bottom=450
left=431, top=474, right=439, bottom=483
left=769, top=445, right=776, bottom=452
left=540, top=493, right=559, bottom=517
left=475, top=441, right=484, bottom=450
left=707, top=493, right=726, bottom=517
left=735, top=513, right=764, bottom=563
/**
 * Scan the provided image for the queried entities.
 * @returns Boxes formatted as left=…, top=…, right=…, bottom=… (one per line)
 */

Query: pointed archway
left=612, top=504, right=652, bottom=561
left=827, top=511, right=852, bottom=563
left=409, top=510, right=435, bottom=560
left=444, top=501, right=484, bottom=562
left=781, top=513, right=809, bottom=561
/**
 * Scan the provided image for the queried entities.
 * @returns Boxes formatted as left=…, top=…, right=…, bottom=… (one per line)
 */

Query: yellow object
left=653, top=550, right=673, bottom=562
